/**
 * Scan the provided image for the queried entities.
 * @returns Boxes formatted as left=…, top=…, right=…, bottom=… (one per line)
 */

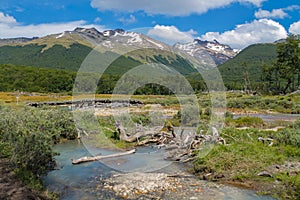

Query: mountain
left=0, top=27, right=238, bottom=75
left=218, top=43, right=277, bottom=89
left=0, top=27, right=286, bottom=93
left=174, top=39, right=239, bottom=67
left=0, top=37, right=38, bottom=46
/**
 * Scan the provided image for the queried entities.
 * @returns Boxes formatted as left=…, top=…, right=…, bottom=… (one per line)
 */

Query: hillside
left=0, top=43, right=93, bottom=71
left=0, top=27, right=285, bottom=92
left=0, top=27, right=240, bottom=76
left=218, top=43, right=277, bottom=89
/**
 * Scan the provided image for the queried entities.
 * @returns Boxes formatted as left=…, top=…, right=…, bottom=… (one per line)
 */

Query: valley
left=0, top=27, right=299, bottom=200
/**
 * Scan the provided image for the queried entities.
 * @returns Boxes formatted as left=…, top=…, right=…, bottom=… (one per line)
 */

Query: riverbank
left=192, top=126, right=300, bottom=199
left=0, top=158, right=51, bottom=200
left=44, top=140, right=276, bottom=199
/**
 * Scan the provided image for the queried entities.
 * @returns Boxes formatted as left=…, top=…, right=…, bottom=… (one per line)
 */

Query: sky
left=0, top=0, right=299, bottom=49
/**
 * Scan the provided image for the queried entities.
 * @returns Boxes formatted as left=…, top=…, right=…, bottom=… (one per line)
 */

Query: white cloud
left=255, top=8, right=288, bottom=19
left=289, top=21, right=300, bottom=34
left=0, top=12, right=17, bottom=24
left=255, top=5, right=300, bottom=19
left=148, top=25, right=197, bottom=44
left=118, top=14, right=136, bottom=24
left=0, top=13, right=106, bottom=38
left=285, top=5, right=300, bottom=11
left=200, top=19, right=288, bottom=49
left=91, top=0, right=266, bottom=16
left=94, top=17, right=101, bottom=23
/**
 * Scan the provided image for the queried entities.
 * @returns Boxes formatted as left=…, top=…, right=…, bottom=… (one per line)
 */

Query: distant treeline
left=0, top=64, right=207, bottom=94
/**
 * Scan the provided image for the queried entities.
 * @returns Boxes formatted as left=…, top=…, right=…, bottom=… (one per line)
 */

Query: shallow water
left=44, top=140, right=275, bottom=200
left=234, top=113, right=300, bottom=122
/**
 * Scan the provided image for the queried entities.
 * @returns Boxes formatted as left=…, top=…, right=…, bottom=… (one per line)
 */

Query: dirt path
left=0, top=158, right=49, bottom=200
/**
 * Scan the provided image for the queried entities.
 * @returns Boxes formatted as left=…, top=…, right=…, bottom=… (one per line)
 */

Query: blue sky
left=0, top=0, right=299, bottom=48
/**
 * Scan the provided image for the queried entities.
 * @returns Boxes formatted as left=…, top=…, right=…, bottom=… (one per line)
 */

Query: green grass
left=194, top=127, right=300, bottom=199
left=226, top=92, right=300, bottom=113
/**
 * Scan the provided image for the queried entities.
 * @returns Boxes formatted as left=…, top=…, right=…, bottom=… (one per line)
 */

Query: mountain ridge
left=0, top=27, right=237, bottom=67
left=0, top=27, right=283, bottom=91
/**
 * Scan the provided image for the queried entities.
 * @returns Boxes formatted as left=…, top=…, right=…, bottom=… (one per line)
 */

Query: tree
left=276, top=34, right=300, bottom=93
left=261, top=34, right=300, bottom=94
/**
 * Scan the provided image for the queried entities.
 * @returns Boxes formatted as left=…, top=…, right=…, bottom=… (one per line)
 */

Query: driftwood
left=27, top=99, right=143, bottom=108
left=72, top=149, right=136, bottom=165
left=72, top=123, right=227, bottom=165
left=76, top=127, right=89, bottom=139
left=115, top=123, right=165, bottom=143
left=258, top=137, right=274, bottom=146
left=115, top=123, right=226, bottom=163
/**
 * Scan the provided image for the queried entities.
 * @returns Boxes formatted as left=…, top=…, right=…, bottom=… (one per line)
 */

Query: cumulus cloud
left=0, top=12, right=17, bottom=24
left=0, top=12, right=106, bottom=38
left=255, top=8, right=288, bottom=19
left=91, top=0, right=266, bottom=16
left=118, top=14, right=136, bottom=25
left=200, top=19, right=287, bottom=49
left=148, top=25, right=197, bottom=44
left=255, top=5, right=300, bottom=19
left=289, top=21, right=300, bottom=34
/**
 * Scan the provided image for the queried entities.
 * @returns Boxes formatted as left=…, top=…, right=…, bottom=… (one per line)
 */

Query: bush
left=0, top=107, right=76, bottom=177
left=234, top=116, right=264, bottom=128
left=225, top=111, right=233, bottom=119
left=275, top=128, right=300, bottom=148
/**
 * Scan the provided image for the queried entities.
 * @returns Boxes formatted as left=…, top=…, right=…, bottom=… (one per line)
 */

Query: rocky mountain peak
left=102, top=29, right=126, bottom=37
left=174, top=38, right=238, bottom=66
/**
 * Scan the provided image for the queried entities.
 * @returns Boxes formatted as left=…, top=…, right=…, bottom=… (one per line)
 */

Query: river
left=233, top=113, right=300, bottom=122
left=44, top=140, right=275, bottom=200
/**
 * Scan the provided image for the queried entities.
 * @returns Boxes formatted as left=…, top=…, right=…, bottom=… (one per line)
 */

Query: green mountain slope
left=0, top=44, right=93, bottom=71
left=0, top=44, right=196, bottom=75
left=218, top=43, right=277, bottom=89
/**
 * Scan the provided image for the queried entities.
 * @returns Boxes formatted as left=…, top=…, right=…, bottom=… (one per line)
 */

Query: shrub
left=234, top=116, right=264, bottom=128
left=225, top=111, right=233, bottom=119
left=0, top=107, right=76, bottom=177
left=275, top=128, right=300, bottom=148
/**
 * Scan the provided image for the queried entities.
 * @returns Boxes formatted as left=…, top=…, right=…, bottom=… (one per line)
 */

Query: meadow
left=0, top=91, right=299, bottom=199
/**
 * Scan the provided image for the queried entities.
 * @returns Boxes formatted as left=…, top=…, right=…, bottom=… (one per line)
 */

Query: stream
left=44, top=140, right=275, bottom=200
left=233, top=113, right=300, bottom=122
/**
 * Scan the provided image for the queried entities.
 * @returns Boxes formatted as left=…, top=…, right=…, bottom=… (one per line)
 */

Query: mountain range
left=0, top=27, right=280, bottom=90
left=0, top=27, right=238, bottom=71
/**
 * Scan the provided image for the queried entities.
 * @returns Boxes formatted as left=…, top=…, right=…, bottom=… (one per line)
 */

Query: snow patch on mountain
left=174, top=39, right=238, bottom=65
left=55, top=31, right=66, bottom=39
left=146, top=38, right=164, bottom=49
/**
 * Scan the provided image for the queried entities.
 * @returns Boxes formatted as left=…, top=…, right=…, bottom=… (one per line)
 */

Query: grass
left=194, top=127, right=300, bottom=199
left=1, top=91, right=300, bottom=199
left=226, top=92, right=300, bottom=113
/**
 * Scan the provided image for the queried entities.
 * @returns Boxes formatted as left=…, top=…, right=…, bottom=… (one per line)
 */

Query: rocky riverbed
left=44, top=140, right=275, bottom=200
left=101, top=171, right=219, bottom=199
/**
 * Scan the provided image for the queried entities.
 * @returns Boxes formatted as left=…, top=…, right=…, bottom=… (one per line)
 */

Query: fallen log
left=137, top=138, right=160, bottom=146
left=72, top=149, right=136, bottom=165
left=116, top=123, right=153, bottom=142
left=258, top=137, right=274, bottom=146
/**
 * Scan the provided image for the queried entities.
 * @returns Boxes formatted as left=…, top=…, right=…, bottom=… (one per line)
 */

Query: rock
left=257, top=171, right=273, bottom=177
left=203, top=173, right=212, bottom=180
left=214, top=174, right=225, bottom=179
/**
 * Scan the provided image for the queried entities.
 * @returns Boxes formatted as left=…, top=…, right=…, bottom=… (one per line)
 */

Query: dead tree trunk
left=72, top=149, right=136, bottom=165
